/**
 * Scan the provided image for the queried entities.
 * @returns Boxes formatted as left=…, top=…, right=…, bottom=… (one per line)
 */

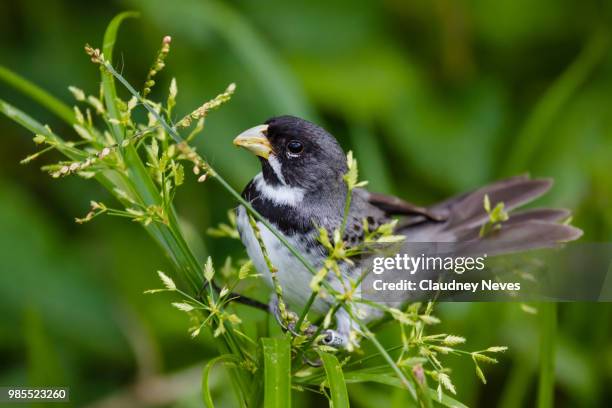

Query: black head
left=234, top=115, right=347, bottom=192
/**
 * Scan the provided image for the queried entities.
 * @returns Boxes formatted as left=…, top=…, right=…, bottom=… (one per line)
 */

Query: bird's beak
left=233, top=124, right=272, bottom=160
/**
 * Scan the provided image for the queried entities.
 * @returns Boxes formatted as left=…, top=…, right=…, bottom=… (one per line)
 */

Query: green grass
left=262, top=337, right=292, bottom=408
left=537, top=303, right=557, bottom=408
left=319, top=351, right=350, bottom=407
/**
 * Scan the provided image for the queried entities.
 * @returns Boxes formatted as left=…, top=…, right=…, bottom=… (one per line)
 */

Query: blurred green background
left=1, top=0, right=611, bottom=406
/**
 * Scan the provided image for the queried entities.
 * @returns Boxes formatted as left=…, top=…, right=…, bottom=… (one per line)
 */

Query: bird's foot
left=268, top=298, right=348, bottom=349
left=269, top=297, right=301, bottom=335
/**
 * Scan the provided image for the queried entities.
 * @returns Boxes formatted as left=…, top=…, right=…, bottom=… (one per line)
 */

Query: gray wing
left=357, top=189, right=447, bottom=222
left=341, top=190, right=391, bottom=246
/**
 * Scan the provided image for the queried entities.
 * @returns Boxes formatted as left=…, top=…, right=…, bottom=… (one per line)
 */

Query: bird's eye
left=286, top=140, right=304, bottom=156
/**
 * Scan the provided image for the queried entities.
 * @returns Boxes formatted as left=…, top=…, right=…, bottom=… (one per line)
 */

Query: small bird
left=233, top=115, right=582, bottom=348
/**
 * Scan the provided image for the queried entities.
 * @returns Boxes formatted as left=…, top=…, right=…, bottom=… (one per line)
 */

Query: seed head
left=84, top=44, right=104, bottom=64
left=99, top=147, right=111, bottom=158
left=197, top=172, right=209, bottom=183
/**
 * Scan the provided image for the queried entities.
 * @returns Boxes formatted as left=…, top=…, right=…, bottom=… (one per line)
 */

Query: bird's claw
left=268, top=298, right=348, bottom=349
left=269, top=297, right=300, bottom=336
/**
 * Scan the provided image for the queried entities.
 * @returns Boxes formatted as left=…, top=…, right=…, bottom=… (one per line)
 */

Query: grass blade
left=0, top=100, right=65, bottom=145
left=202, top=355, right=242, bottom=408
left=0, top=65, right=75, bottom=124
left=101, top=11, right=139, bottom=144
left=537, top=303, right=557, bottom=408
left=261, top=337, right=291, bottom=408
left=318, top=351, right=350, bottom=407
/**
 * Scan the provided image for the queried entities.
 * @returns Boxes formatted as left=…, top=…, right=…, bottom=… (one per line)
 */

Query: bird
left=232, top=115, right=582, bottom=348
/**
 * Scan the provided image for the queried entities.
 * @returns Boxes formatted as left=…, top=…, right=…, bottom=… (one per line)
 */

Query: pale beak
left=233, top=124, right=272, bottom=159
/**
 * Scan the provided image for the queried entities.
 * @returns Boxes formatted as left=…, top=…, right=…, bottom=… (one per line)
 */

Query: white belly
left=236, top=206, right=330, bottom=316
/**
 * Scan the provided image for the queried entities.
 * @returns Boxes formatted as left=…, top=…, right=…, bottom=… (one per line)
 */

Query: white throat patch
left=254, top=173, right=305, bottom=206
left=267, top=155, right=287, bottom=185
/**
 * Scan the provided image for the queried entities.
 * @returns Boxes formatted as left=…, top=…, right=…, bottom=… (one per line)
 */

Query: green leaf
left=201, top=355, right=241, bottom=408
left=0, top=99, right=58, bottom=137
left=261, top=337, right=291, bottom=408
left=0, top=99, right=87, bottom=164
left=0, top=65, right=75, bottom=124
left=101, top=11, right=139, bottom=144
left=318, top=351, right=350, bottom=408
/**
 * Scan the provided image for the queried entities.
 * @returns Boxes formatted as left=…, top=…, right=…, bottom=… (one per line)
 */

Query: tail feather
left=455, top=220, right=582, bottom=250
left=401, top=175, right=582, bottom=254
left=431, top=174, right=529, bottom=211
left=441, top=177, right=553, bottom=230
left=503, top=208, right=570, bottom=225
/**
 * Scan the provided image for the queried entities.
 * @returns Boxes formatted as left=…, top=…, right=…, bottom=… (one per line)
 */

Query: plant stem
left=296, top=178, right=352, bottom=332
left=353, top=316, right=417, bottom=402
left=247, top=214, right=288, bottom=319
left=340, top=184, right=352, bottom=236
left=294, top=294, right=317, bottom=332
left=537, top=302, right=557, bottom=408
